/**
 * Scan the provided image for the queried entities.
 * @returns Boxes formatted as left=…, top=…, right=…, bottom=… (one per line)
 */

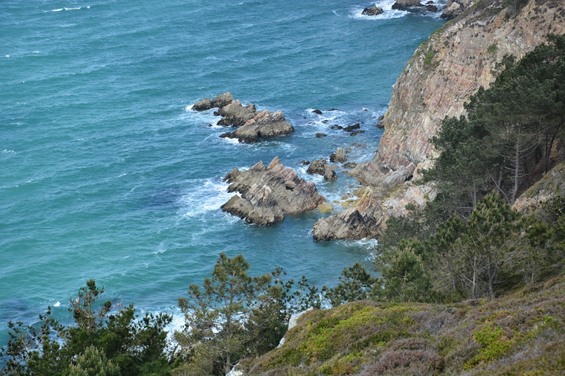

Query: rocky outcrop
left=221, top=157, right=325, bottom=225
left=513, top=162, right=565, bottom=213
left=362, top=6, right=384, bottom=16
left=307, top=159, right=337, bottom=182
left=221, top=111, right=294, bottom=143
left=313, top=208, right=379, bottom=241
left=314, top=0, right=565, bottom=240
left=330, top=148, right=347, bottom=163
left=193, top=93, right=294, bottom=142
left=392, top=0, right=422, bottom=10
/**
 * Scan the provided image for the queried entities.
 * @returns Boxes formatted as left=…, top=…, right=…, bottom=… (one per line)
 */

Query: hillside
left=242, top=276, right=565, bottom=375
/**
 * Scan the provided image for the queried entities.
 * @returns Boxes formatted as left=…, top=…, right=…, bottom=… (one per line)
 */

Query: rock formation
left=392, top=0, right=422, bottom=10
left=307, top=159, right=338, bottom=182
left=221, top=157, right=325, bottom=225
left=314, top=0, right=565, bottom=240
left=193, top=93, right=294, bottom=142
left=330, top=148, right=347, bottom=163
left=362, top=6, right=384, bottom=16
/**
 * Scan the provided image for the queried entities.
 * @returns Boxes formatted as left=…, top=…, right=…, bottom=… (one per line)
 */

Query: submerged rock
left=221, top=157, right=325, bottom=225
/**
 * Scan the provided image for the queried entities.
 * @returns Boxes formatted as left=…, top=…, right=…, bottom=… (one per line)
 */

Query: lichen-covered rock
left=307, top=159, right=337, bottom=182
left=221, top=157, right=324, bottom=225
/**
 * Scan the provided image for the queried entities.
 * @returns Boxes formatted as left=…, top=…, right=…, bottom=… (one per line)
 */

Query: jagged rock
left=330, top=147, right=347, bottom=163
left=315, top=132, right=327, bottom=138
left=300, top=160, right=310, bottom=165
left=192, top=92, right=234, bottom=111
left=392, top=0, right=422, bottom=10
left=194, top=93, right=295, bottom=142
left=221, top=157, right=324, bottom=225
left=313, top=208, right=378, bottom=240
left=426, top=4, right=439, bottom=12
left=217, top=100, right=257, bottom=127
left=222, top=111, right=294, bottom=143
left=343, top=162, right=358, bottom=169
left=441, top=1, right=462, bottom=19
left=312, top=109, right=323, bottom=115
left=376, top=115, right=385, bottom=129
left=362, top=6, right=384, bottom=16
left=344, top=123, right=361, bottom=132
left=307, top=159, right=338, bottom=182
left=330, top=124, right=344, bottom=130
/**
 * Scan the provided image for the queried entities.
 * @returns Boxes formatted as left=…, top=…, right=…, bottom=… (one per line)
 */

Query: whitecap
left=5, top=54, right=10, bottom=58
left=178, top=178, right=233, bottom=218
left=2, top=149, right=16, bottom=154
left=53, top=301, right=61, bottom=307
left=349, top=1, right=409, bottom=20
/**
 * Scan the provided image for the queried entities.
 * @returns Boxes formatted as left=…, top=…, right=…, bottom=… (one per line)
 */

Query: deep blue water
left=0, top=0, right=443, bottom=342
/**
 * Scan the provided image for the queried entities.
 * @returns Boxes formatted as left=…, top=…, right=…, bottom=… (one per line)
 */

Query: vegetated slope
left=244, top=276, right=565, bottom=375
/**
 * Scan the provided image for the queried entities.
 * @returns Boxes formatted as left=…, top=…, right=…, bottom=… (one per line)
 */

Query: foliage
left=173, top=253, right=322, bottom=376
left=323, top=263, right=378, bottom=306
left=0, top=280, right=172, bottom=376
left=427, top=34, right=565, bottom=209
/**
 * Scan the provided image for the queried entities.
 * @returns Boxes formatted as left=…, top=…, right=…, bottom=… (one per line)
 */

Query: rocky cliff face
left=314, top=0, right=565, bottom=240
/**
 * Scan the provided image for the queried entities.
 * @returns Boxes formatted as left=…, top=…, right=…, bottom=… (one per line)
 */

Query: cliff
left=314, top=0, right=565, bottom=240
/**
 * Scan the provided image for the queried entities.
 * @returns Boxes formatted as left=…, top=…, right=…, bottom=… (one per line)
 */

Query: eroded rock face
left=221, top=157, right=325, bottom=225
left=307, top=159, right=337, bottom=182
left=192, top=93, right=294, bottom=142
left=330, top=148, right=347, bottom=163
left=313, top=208, right=379, bottom=241
left=315, top=0, right=565, bottom=240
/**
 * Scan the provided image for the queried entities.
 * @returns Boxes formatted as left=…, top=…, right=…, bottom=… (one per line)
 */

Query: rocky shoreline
left=193, top=0, right=565, bottom=240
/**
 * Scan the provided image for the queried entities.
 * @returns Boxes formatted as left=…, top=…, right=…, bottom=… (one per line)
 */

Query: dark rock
left=344, top=123, right=361, bottom=132
left=426, top=4, right=438, bottom=12
left=329, top=147, right=347, bottom=163
left=330, top=124, right=344, bottom=130
left=343, top=162, right=358, bottom=169
left=362, top=6, right=384, bottom=16
left=376, top=115, right=385, bottom=129
left=315, top=132, right=327, bottom=138
left=350, top=130, right=365, bottom=136
left=221, top=157, right=325, bottom=225
left=392, top=0, right=422, bottom=9
left=307, top=159, right=338, bottom=182
left=312, top=109, right=323, bottom=115
left=300, top=160, right=310, bottom=166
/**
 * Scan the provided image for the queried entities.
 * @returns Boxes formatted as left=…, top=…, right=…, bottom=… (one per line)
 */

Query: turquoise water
left=0, top=0, right=442, bottom=342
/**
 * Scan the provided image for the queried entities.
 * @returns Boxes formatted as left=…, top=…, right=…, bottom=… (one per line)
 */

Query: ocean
left=0, top=0, right=443, bottom=343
